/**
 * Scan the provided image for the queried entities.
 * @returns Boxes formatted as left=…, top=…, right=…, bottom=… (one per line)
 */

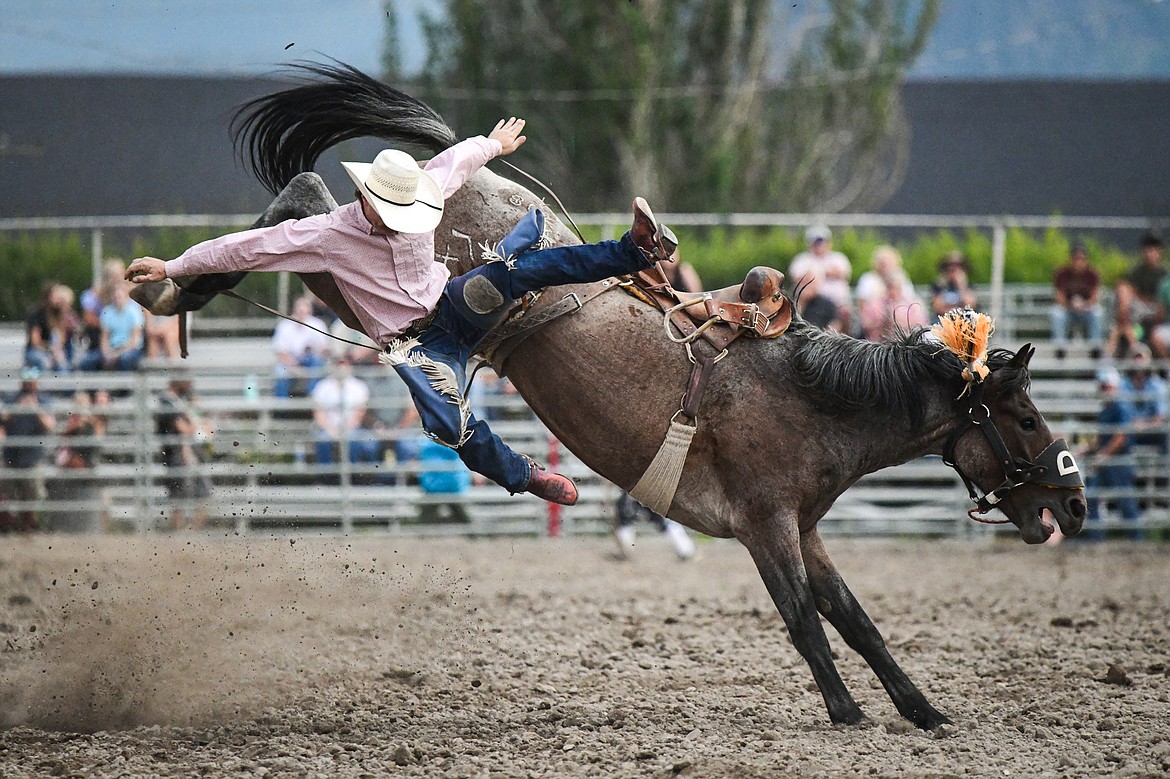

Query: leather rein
left=941, top=379, right=1083, bottom=524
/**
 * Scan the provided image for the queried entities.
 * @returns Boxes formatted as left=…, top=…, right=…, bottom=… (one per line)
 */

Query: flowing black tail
left=232, top=60, right=459, bottom=195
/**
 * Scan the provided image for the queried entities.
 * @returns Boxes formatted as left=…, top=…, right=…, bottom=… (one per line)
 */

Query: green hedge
left=0, top=224, right=1140, bottom=322
left=0, top=227, right=281, bottom=322
left=673, top=225, right=1134, bottom=290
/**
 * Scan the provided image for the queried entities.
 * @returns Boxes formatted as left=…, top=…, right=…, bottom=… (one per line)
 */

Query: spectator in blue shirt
left=1119, top=343, right=1169, bottom=452
left=1084, top=368, right=1140, bottom=534
left=79, top=284, right=143, bottom=371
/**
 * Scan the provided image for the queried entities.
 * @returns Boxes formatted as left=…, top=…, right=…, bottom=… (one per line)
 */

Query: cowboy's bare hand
left=489, top=117, right=526, bottom=156
left=126, top=257, right=167, bottom=283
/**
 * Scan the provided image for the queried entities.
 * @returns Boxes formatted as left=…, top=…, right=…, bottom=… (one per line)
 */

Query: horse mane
left=231, top=60, right=460, bottom=195
left=787, top=319, right=1031, bottom=429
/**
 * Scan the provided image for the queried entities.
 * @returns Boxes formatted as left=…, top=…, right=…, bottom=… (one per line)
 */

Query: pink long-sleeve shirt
left=165, top=136, right=503, bottom=347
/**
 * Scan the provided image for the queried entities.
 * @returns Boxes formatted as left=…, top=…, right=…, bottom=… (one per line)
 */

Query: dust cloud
left=0, top=536, right=469, bottom=732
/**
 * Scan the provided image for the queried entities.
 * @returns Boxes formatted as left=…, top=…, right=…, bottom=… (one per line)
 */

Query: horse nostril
left=1069, top=496, right=1087, bottom=519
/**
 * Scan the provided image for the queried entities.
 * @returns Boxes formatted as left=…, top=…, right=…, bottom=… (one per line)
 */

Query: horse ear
left=1009, top=343, right=1034, bottom=369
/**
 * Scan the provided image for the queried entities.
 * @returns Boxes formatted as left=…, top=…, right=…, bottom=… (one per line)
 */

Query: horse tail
left=232, top=60, right=460, bottom=195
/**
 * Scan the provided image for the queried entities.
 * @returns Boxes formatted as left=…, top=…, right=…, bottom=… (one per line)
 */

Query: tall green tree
left=390, top=0, right=938, bottom=213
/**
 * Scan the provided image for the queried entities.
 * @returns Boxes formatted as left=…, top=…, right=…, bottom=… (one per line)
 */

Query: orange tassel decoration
left=931, top=308, right=994, bottom=384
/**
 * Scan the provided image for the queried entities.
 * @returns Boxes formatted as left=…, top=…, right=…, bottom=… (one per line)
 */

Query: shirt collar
left=340, top=200, right=380, bottom=235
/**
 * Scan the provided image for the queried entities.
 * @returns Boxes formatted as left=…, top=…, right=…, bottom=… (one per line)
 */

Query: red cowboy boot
left=525, top=462, right=579, bottom=505
left=631, top=197, right=678, bottom=263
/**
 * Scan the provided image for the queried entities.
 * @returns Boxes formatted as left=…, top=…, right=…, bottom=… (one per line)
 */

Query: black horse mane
left=231, top=60, right=460, bottom=195
left=787, top=319, right=1031, bottom=429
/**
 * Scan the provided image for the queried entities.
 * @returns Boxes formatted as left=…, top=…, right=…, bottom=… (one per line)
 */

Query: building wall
left=1, top=75, right=1168, bottom=219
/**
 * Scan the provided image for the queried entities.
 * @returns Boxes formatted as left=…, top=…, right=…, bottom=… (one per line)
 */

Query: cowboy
left=126, top=117, right=677, bottom=506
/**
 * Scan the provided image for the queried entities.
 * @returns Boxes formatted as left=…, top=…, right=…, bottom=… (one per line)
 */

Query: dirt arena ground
left=0, top=531, right=1166, bottom=778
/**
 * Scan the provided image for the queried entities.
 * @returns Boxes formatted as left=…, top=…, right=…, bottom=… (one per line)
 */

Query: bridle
left=941, top=378, right=1084, bottom=524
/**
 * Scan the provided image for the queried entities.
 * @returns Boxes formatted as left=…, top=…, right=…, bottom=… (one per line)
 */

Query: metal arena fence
left=1, top=352, right=1167, bottom=540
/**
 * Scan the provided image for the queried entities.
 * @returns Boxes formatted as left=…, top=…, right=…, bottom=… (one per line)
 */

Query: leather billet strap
left=942, top=380, right=1084, bottom=514
left=682, top=351, right=717, bottom=420
left=177, top=311, right=189, bottom=359
left=482, top=279, right=621, bottom=374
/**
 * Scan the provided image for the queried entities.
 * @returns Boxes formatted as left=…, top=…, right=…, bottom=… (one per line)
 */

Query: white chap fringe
left=378, top=337, right=422, bottom=366
left=478, top=217, right=549, bottom=271
left=479, top=242, right=517, bottom=270
left=629, top=418, right=696, bottom=516
left=379, top=341, right=473, bottom=449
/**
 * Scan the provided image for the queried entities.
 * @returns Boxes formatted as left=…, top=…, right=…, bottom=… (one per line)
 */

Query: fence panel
left=2, top=361, right=1167, bottom=538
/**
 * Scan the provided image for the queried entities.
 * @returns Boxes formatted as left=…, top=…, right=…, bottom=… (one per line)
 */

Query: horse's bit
left=941, top=380, right=1084, bottom=523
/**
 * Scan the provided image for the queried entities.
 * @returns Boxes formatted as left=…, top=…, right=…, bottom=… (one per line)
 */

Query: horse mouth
left=1038, top=509, right=1055, bottom=537
left=1028, top=494, right=1086, bottom=543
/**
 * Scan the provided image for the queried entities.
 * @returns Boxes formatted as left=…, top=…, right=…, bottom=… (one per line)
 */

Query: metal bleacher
left=2, top=283, right=1166, bottom=538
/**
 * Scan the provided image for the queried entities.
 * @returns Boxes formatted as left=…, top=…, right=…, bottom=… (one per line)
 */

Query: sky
left=2, top=0, right=1169, bottom=80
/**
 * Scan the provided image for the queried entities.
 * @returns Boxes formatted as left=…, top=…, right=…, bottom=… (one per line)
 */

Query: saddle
left=625, top=264, right=792, bottom=353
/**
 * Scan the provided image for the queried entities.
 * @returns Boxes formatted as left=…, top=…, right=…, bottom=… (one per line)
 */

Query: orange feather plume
left=931, top=309, right=994, bottom=383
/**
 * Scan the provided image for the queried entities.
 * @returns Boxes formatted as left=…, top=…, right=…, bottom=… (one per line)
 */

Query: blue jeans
left=314, top=431, right=382, bottom=465
left=75, top=347, right=141, bottom=371
left=274, top=353, right=326, bottom=398
left=1085, top=463, right=1141, bottom=539
left=1051, top=305, right=1104, bottom=343
left=390, top=232, right=649, bottom=492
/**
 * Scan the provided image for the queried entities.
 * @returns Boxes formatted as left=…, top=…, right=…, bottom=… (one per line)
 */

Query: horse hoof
left=129, top=278, right=181, bottom=315
left=912, top=709, right=953, bottom=731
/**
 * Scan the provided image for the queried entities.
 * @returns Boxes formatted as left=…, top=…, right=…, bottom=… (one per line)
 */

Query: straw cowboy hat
left=341, top=149, right=443, bottom=234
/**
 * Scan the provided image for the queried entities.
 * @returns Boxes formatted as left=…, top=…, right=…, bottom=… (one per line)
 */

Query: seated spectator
left=50, top=390, right=107, bottom=533
left=795, top=271, right=843, bottom=331
left=0, top=369, right=56, bottom=532
left=272, top=296, right=330, bottom=398
left=78, top=260, right=125, bottom=369
left=1083, top=368, right=1140, bottom=535
left=854, top=245, right=928, bottom=340
left=55, top=390, right=103, bottom=471
left=156, top=379, right=214, bottom=531
left=1119, top=344, right=1168, bottom=452
left=311, top=356, right=381, bottom=469
left=789, top=225, right=854, bottom=333
left=24, top=282, right=79, bottom=373
left=1113, top=231, right=1166, bottom=357
left=78, top=283, right=144, bottom=371
left=930, top=251, right=978, bottom=320
left=1050, top=241, right=1104, bottom=358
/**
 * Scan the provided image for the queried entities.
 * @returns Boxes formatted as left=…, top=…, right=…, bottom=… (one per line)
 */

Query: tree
left=389, top=0, right=939, bottom=214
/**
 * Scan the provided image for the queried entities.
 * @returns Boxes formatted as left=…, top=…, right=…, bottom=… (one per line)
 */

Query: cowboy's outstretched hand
left=126, top=257, right=167, bottom=283
left=489, top=117, right=526, bottom=156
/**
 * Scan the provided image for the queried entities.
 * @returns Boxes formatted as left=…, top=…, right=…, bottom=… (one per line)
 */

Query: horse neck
left=852, top=380, right=960, bottom=475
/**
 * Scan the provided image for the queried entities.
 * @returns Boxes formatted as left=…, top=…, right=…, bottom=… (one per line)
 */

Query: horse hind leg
left=250, top=172, right=338, bottom=230
left=131, top=172, right=339, bottom=315
left=799, top=529, right=952, bottom=730
left=738, top=516, right=868, bottom=726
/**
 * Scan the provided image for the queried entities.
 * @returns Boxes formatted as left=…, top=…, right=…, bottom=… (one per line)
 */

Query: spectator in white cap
left=788, top=225, right=854, bottom=333
left=1083, top=366, right=1140, bottom=535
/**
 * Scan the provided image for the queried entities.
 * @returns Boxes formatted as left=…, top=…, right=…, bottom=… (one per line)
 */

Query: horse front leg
left=800, top=529, right=952, bottom=730
left=738, top=515, right=867, bottom=726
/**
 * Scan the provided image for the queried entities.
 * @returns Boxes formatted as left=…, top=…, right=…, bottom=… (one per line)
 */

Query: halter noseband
left=941, top=379, right=1084, bottom=524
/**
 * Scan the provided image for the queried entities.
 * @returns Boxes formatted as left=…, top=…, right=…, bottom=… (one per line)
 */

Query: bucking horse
left=131, top=62, right=1087, bottom=729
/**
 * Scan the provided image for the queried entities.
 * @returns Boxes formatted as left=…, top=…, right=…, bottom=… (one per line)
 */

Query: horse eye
left=1020, top=417, right=1037, bottom=431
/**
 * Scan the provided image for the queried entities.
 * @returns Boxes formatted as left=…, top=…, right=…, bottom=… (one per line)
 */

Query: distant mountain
left=2, top=0, right=1167, bottom=80
left=909, top=0, right=1170, bottom=79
